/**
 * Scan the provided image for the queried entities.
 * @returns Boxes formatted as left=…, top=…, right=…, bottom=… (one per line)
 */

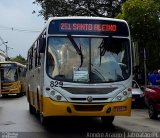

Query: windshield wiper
left=7, top=67, right=11, bottom=74
left=98, top=37, right=112, bottom=66
left=67, top=35, right=83, bottom=67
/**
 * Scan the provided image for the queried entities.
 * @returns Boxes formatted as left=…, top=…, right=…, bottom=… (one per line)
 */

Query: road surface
left=0, top=95, right=159, bottom=138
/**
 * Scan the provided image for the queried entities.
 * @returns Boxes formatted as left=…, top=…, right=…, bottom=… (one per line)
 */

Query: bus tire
left=40, top=114, right=48, bottom=126
left=16, top=93, right=22, bottom=97
left=101, top=116, right=115, bottom=125
left=36, top=90, right=40, bottom=113
left=27, top=88, right=30, bottom=102
left=29, top=104, right=36, bottom=114
left=2, top=94, right=8, bottom=97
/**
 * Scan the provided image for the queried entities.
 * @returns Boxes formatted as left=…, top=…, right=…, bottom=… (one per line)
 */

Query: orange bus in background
left=0, top=61, right=26, bottom=97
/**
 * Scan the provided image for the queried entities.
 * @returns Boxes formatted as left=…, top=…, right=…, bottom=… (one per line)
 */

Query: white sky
left=0, top=0, right=45, bottom=58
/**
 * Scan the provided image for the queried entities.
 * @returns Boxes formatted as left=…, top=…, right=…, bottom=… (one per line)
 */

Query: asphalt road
left=0, top=95, right=159, bottom=138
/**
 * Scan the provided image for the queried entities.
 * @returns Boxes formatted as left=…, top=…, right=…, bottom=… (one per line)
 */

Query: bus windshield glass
left=46, top=36, right=131, bottom=83
left=0, top=63, right=18, bottom=82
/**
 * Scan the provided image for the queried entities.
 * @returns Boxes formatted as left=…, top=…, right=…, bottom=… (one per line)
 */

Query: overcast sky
left=0, top=0, right=45, bottom=58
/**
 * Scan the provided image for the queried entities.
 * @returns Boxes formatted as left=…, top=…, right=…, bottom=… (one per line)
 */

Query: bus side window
left=37, top=40, right=41, bottom=66
left=47, top=52, right=55, bottom=77
left=19, top=67, right=26, bottom=77
left=34, top=43, right=37, bottom=67
left=39, top=31, right=46, bottom=54
left=27, top=53, right=31, bottom=71
left=28, top=47, right=33, bottom=70
left=21, top=69, right=26, bottom=77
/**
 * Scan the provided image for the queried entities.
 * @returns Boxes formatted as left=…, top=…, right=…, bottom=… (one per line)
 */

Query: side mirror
left=39, top=37, right=46, bottom=53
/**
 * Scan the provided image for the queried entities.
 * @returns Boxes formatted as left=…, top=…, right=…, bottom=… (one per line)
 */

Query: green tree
left=117, top=0, right=160, bottom=70
left=33, top=0, right=126, bottom=20
left=10, top=54, right=27, bottom=65
left=117, top=0, right=160, bottom=42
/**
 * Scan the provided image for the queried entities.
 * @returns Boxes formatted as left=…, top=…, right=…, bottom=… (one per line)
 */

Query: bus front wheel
left=40, top=114, right=49, bottom=126
left=101, top=116, right=115, bottom=125
left=29, top=104, right=36, bottom=114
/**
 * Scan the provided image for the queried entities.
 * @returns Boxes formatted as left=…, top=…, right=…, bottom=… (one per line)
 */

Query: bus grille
left=74, top=105, right=104, bottom=111
left=62, top=87, right=117, bottom=94
left=1, top=83, right=13, bottom=91
left=70, top=98, right=108, bottom=101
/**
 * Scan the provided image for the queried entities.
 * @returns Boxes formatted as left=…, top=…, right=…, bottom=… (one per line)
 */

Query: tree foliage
left=117, top=0, right=160, bottom=70
left=33, top=0, right=126, bottom=20
left=10, top=54, right=27, bottom=65
left=117, top=0, right=160, bottom=42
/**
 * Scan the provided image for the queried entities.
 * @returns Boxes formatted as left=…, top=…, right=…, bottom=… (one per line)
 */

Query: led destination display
left=48, top=19, right=129, bottom=36
left=60, top=23, right=117, bottom=32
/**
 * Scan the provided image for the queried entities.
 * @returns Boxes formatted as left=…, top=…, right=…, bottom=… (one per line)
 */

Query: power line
left=0, top=25, right=41, bottom=33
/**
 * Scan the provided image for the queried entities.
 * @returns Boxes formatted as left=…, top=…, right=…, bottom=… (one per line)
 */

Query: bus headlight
left=123, top=91, right=128, bottom=96
left=112, top=90, right=128, bottom=102
left=117, top=96, right=122, bottom=101
left=49, top=90, right=67, bottom=102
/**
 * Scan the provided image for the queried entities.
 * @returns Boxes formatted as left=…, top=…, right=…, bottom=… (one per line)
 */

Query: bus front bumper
left=1, top=88, right=20, bottom=95
left=42, top=97, right=132, bottom=117
left=1, top=81, right=21, bottom=95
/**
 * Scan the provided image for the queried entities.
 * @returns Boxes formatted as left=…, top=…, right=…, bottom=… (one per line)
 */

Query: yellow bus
left=0, top=61, right=26, bottom=97
left=26, top=17, right=132, bottom=125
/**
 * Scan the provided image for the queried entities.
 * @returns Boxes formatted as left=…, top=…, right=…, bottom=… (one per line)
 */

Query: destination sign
left=48, top=19, right=129, bottom=36
left=60, top=23, right=117, bottom=32
left=0, top=63, right=16, bottom=67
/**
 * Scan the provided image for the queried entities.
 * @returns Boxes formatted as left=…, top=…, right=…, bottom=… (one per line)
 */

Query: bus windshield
left=0, top=64, right=18, bottom=83
left=46, top=36, right=131, bottom=83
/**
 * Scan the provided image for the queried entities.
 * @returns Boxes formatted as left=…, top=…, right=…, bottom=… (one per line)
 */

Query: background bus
left=26, top=17, right=132, bottom=125
left=0, top=61, right=26, bottom=97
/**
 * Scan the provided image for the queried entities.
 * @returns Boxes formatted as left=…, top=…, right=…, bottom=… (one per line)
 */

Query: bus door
left=18, top=67, right=26, bottom=93
left=0, top=68, right=1, bottom=96
left=0, top=67, right=4, bottom=96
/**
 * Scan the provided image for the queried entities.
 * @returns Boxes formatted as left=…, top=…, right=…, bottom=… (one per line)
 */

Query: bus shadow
left=145, top=116, right=160, bottom=121
left=42, top=117, right=128, bottom=137
left=0, top=94, right=24, bottom=99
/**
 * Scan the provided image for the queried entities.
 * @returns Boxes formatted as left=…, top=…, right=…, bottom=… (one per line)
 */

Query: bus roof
left=0, top=61, right=26, bottom=68
left=46, top=16, right=128, bottom=25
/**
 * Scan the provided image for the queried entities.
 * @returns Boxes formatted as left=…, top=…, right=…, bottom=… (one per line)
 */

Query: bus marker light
left=56, top=95, right=62, bottom=101
left=50, top=91, right=55, bottom=96
left=123, top=91, right=127, bottom=96
left=117, top=96, right=122, bottom=101
left=128, top=88, right=132, bottom=92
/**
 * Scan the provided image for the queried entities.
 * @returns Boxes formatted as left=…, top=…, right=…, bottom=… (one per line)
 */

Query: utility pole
left=0, top=41, right=8, bottom=47
left=0, top=36, right=8, bottom=59
left=0, top=36, right=13, bottom=60
left=144, top=48, right=147, bottom=86
left=5, top=45, right=13, bottom=60
left=5, top=44, right=8, bottom=59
